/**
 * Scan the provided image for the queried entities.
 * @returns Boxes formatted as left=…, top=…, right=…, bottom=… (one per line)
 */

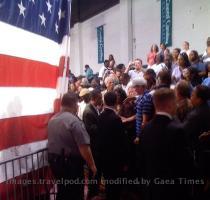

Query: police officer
left=48, top=92, right=97, bottom=200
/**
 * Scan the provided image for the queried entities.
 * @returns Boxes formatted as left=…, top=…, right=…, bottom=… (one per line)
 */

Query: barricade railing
left=0, top=148, right=56, bottom=200
left=1, top=148, right=209, bottom=200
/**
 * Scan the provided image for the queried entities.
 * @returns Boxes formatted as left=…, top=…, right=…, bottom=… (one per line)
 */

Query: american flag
left=0, top=0, right=70, bottom=43
left=0, top=0, right=71, bottom=186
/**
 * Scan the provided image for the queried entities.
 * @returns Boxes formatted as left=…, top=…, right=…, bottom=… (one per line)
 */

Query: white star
left=18, top=1, right=26, bottom=17
left=46, top=0, right=52, bottom=13
left=39, top=13, right=46, bottom=27
left=55, top=22, right=59, bottom=34
left=58, top=9, right=65, bottom=20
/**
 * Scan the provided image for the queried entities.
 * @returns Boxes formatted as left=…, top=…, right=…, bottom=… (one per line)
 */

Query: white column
left=120, top=0, right=133, bottom=64
left=70, top=23, right=84, bottom=76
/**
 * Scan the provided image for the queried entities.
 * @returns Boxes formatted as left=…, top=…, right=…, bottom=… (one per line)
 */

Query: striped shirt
left=136, top=91, right=154, bottom=137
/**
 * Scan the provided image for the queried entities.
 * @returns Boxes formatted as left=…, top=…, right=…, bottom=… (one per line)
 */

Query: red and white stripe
left=0, top=22, right=69, bottom=183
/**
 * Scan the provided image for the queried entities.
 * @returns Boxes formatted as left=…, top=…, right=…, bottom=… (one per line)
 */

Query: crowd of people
left=47, top=38, right=210, bottom=200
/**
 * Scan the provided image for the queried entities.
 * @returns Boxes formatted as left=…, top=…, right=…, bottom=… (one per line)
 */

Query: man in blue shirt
left=132, top=78, right=154, bottom=144
left=85, top=64, right=94, bottom=83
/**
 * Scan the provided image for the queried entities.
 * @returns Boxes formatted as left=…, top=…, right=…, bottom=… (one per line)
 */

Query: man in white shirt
left=149, top=53, right=167, bottom=76
left=78, top=88, right=90, bottom=119
left=202, top=37, right=210, bottom=63
left=98, top=60, right=112, bottom=83
left=125, top=58, right=144, bottom=80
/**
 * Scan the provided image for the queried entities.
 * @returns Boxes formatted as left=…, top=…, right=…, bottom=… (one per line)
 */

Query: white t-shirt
left=128, top=70, right=144, bottom=80
left=172, top=66, right=182, bottom=83
left=202, top=51, right=210, bottom=63
left=99, top=66, right=106, bottom=78
left=149, top=63, right=168, bottom=75
left=78, top=101, right=87, bottom=120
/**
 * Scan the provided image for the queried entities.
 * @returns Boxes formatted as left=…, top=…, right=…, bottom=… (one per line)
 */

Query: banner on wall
left=97, top=25, right=104, bottom=64
left=161, top=0, right=172, bottom=46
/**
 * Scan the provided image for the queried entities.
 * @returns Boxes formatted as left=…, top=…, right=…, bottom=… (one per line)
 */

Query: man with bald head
left=139, top=88, right=193, bottom=200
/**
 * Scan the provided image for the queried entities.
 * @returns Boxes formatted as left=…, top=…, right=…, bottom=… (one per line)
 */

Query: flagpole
left=61, top=0, right=72, bottom=96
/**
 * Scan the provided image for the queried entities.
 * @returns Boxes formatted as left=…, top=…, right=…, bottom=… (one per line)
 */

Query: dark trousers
left=101, top=160, right=123, bottom=200
left=87, top=154, right=102, bottom=198
left=48, top=154, right=84, bottom=200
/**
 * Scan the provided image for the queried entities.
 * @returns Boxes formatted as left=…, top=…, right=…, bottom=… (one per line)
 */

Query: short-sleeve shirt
left=191, top=62, right=206, bottom=72
left=99, top=66, right=106, bottom=78
left=128, top=70, right=144, bottom=80
left=202, top=50, right=210, bottom=63
left=149, top=63, right=168, bottom=75
left=172, top=66, right=182, bottom=83
left=135, top=91, right=154, bottom=137
left=48, top=111, right=90, bottom=156
left=202, top=77, right=210, bottom=88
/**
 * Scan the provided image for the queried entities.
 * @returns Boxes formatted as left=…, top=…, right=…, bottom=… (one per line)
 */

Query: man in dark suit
left=183, top=85, right=210, bottom=150
left=183, top=85, right=210, bottom=199
left=139, top=88, right=193, bottom=200
left=83, top=89, right=103, bottom=199
left=98, top=91, right=128, bottom=200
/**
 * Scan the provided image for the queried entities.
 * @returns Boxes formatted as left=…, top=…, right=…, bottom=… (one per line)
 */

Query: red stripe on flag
left=58, top=56, right=70, bottom=76
left=0, top=114, right=53, bottom=151
left=0, top=54, right=59, bottom=88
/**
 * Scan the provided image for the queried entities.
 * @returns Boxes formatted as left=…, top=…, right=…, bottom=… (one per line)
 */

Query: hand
left=134, top=137, right=140, bottom=144
left=120, top=116, right=127, bottom=123
left=128, top=61, right=133, bottom=67
left=127, top=61, right=135, bottom=70
left=199, top=131, right=210, bottom=142
left=90, top=165, right=97, bottom=177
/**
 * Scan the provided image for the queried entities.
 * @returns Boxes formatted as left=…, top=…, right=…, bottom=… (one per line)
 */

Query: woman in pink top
left=147, top=44, right=159, bottom=67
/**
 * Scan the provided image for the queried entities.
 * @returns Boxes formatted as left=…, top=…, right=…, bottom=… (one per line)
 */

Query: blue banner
left=161, top=0, right=172, bottom=46
left=97, top=25, right=104, bottom=64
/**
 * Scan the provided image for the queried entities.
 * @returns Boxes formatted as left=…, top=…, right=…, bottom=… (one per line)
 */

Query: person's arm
left=142, top=94, right=154, bottom=129
left=83, top=112, right=98, bottom=136
left=86, top=68, right=91, bottom=77
left=71, top=120, right=97, bottom=175
left=109, top=60, right=115, bottom=69
left=199, top=131, right=210, bottom=142
left=134, top=99, right=141, bottom=144
left=124, top=61, right=133, bottom=74
left=132, top=113, right=151, bottom=144
left=142, top=114, right=150, bottom=128
left=98, top=67, right=104, bottom=79
left=121, top=115, right=136, bottom=123
left=147, top=53, right=150, bottom=63
left=79, top=145, right=97, bottom=176
left=198, top=71, right=206, bottom=78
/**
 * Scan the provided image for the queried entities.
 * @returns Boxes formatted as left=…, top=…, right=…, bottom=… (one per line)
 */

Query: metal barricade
left=0, top=148, right=57, bottom=200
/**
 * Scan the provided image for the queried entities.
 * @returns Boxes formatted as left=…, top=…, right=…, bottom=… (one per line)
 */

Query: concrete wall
left=172, top=0, right=210, bottom=53
left=70, top=0, right=210, bottom=75
left=70, top=5, right=121, bottom=75
left=132, top=0, right=161, bottom=63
